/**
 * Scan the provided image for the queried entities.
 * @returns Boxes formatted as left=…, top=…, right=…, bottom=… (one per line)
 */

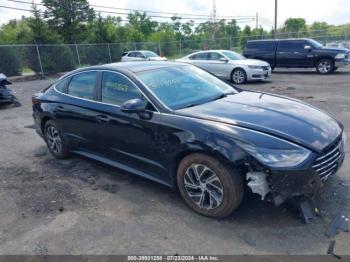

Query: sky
left=0, top=0, right=350, bottom=28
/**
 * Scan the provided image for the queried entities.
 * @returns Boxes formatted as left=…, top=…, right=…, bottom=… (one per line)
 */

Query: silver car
left=121, top=50, right=167, bottom=62
left=176, top=50, right=271, bottom=84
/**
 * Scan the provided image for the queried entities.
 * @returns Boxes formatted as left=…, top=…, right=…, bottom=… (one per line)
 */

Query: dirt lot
left=0, top=68, right=349, bottom=255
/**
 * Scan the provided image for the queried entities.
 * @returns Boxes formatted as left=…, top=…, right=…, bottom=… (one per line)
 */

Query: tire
left=44, top=120, right=69, bottom=159
left=316, top=59, right=334, bottom=74
left=231, top=68, right=247, bottom=84
left=177, top=153, right=244, bottom=218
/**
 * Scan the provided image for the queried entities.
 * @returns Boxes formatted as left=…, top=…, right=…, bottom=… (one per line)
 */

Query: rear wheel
left=316, top=59, right=334, bottom=74
left=177, top=153, right=244, bottom=218
left=44, top=120, right=69, bottom=159
left=231, top=68, right=247, bottom=84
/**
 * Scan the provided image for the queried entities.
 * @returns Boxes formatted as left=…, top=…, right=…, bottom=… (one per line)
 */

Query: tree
left=42, top=0, right=94, bottom=43
left=283, top=18, right=307, bottom=34
left=26, top=4, right=75, bottom=74
left=0, top=47, right=21, bottom=76
left=127, top=12, right=158, bottom=39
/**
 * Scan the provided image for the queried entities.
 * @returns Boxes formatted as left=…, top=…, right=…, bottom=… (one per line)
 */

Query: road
left=0, top=68, right=349, bottom=255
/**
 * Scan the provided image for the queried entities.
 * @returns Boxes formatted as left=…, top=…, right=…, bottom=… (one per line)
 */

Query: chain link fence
left=1, top=29, right=349, bottom=77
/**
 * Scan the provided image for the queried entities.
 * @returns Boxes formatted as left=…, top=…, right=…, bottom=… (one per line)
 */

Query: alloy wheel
left=232, top=70, right=246, bottom=84
left=318, top=61, right=331, bottom=74
left=183, top=164, right=224, bottom=210
left=46, top=125, right=62, bottom=154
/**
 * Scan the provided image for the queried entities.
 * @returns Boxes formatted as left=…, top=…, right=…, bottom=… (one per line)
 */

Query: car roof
left=184, top=50, right=233, bottom=57
left=247, top=38, right=312, bottom=43
left=194, top=50, right=231, bottom=53
left=127, top=50, right=156, bottom=53
left=62, top=61, right=187, bottom=77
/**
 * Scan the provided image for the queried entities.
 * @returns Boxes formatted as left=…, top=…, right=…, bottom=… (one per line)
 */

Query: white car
left=121, top=50, right=167, bottom=62
left=176, top=50, right=271, bottom=84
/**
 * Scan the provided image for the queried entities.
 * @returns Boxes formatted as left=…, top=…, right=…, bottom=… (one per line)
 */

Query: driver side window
left=101, top=72, right=143, bottom=106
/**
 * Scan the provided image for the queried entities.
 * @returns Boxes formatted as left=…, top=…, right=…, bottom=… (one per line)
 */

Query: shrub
left=26, top=45, right=76, bottom=75
left=0, top=47, right=21, bottom=76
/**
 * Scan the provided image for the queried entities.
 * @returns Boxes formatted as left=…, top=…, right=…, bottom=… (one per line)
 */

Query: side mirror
left=304, top=45, right=312, bottom=51
left=220, top=57, right=229, bottom=62
left=120, top=98, right=146, bottom=113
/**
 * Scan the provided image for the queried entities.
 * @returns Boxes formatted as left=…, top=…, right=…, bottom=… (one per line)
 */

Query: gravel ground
left=0, top=68, right=349, bottom=255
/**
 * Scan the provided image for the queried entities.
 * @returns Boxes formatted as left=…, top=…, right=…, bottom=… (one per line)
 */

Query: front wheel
left=316, top=59, right=334, bottom=74
left=231, top=68, right=247, bottom=84
left=177, top=153, right=244, bottom=218
left=44, top=120, right=69, bottom=159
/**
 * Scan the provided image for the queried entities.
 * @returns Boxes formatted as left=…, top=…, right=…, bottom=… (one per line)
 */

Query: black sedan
left=32, top=62, right=346, bottom=218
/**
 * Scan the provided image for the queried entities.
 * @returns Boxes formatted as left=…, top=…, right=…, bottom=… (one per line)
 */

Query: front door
left=205, top=52, right=231, bottom=78
left=276, top=40, right=311, bottom=67
left=94, top=71, right=169, bottom=183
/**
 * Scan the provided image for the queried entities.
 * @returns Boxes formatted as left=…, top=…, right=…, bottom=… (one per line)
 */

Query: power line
left=0, top=4, right=255, bottom=25
left=0, top=4, right=34, bottom=12
left=3, top=0, right=265, bottom=21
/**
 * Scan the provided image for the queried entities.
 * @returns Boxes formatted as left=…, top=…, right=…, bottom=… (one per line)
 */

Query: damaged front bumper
left=246, top=147, right=345, bottom=206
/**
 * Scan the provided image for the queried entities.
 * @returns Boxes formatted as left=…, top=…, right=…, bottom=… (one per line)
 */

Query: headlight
left=335, top=53, right=346, bottom=59
left=236, top=140, right=311, bottom=168
left=342, top=132, right=347, bottom=150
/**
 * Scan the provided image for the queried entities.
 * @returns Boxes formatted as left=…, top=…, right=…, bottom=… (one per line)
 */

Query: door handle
left=96, top=115, right=109, bottom=123
left=55, top=105, right=64, bottom=112
left=294, top=52, right=300, bottom=54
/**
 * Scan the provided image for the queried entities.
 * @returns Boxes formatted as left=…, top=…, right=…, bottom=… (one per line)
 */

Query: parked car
left=176, top=50, right=271, bottom=84
left=121, top=50, right=167, bottom=62
left=0, top=73, right=20, bottom=107
left=32, top=62, right=345, bottom=218
left=243, top=38, right=350, bottom=74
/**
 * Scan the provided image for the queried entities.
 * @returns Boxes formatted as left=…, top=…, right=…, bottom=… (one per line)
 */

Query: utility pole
left=256, top=12, right=259, bottom=30
left=274, top=0, right=278, bottom=38
left=211, top=0, right=217, bottom=40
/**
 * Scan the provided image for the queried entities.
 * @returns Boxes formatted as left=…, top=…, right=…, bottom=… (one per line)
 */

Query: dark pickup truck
left=243, top=38, right=350, bottom=74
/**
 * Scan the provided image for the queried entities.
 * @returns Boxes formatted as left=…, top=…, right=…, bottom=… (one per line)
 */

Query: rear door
left=276, top=40, right=311, bottom=66
left=244, top=41, right=277, bottom=66
left=188, top=52, right=210, bottom=70
left=54, top=71, right=100, bottom=151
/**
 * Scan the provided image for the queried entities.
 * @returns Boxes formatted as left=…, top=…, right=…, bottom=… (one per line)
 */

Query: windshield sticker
left=146, top=79, right=180, bottom=89
left=105, top=81, right=129, bottom=92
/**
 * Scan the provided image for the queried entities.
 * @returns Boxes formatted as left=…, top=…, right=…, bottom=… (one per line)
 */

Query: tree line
left=0, top=0, right=349, bottom=76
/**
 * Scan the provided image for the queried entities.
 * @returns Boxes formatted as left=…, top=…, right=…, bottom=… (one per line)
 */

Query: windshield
left=222, top=51, right=245, bottom=60
left=142, top=51, right=159, bottom=58
left=137, top=65, right=236, bottom=110
left=307, top=39, right=323, bottom=48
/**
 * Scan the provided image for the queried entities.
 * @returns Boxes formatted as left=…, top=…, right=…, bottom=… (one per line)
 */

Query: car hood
left=176, top=91, right=342, bottom=152
left=320, top=47, right=350, bottom=53
left=229, top=59, right=270, bottom=66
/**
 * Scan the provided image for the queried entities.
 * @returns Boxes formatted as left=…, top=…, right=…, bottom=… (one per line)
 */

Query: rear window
left=190, top=52, right=208, bottom=60
left=246, top=41, right=275, bottom=51
left=67, top=71, right=97, bottom=100
left=278, top=41, right=306, bottom=51
left=55, top=78, right=69, bottom=93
